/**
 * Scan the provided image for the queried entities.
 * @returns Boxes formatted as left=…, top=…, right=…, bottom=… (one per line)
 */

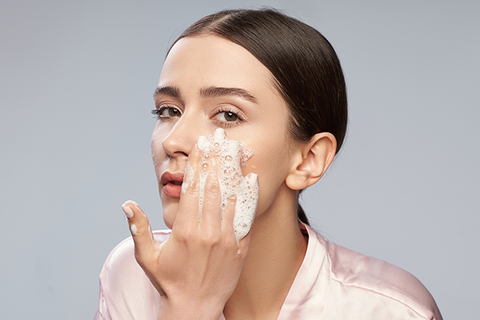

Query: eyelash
left=151, top=105, right=180, bottom=119
left=151, top=106, right=244, bottom=127
left=214, top=108, right=243, bottom=127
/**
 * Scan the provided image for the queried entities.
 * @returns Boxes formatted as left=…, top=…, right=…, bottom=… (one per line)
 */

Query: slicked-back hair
left=168, top=8, right=348, bottom=225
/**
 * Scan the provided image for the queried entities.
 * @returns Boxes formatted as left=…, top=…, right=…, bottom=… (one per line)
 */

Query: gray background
left=1, top=0, right=478, bottom=318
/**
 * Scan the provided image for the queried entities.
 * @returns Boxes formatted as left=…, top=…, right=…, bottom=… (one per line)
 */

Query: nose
left=159, top=112, right=206, bottom=158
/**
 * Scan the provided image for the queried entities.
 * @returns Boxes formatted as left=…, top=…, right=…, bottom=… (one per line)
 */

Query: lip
left=161, top=171, right=184, bottom=198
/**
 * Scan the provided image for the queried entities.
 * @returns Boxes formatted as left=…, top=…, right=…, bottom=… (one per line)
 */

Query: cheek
left=241, top=142, right=292, bottom=215
left=151, top=126, right=166, bottom=170
left=151, top=127, right=160, bottom=157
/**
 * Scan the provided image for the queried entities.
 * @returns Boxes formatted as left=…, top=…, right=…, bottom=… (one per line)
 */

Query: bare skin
left=123, top=35, right=337, bottom=320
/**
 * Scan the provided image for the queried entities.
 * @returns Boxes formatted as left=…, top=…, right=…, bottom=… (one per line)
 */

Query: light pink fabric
left=95, top=223, right=442, bottom=319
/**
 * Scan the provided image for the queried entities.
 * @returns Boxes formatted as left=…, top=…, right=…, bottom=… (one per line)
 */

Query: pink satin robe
left=95, top=223, right=442, bottom=319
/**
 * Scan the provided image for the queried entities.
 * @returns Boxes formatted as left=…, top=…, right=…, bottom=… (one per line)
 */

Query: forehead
left=158, top=35, right=278, bottom=100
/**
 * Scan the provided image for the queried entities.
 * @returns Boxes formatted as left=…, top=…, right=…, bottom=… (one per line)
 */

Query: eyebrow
left=200, top=86, right=258, bottom=104
left=153, top=85, right=258, bottom=104
left=153, top=86, right=180, bottom=98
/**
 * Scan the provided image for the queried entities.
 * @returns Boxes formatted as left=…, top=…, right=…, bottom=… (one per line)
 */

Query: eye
left=215, top=110, right=241, bottom=122
left=151, top=106, right=181, bottom=119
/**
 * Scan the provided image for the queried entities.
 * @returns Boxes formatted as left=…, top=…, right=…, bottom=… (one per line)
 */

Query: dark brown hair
left=169, top=8, right=348, bottom=225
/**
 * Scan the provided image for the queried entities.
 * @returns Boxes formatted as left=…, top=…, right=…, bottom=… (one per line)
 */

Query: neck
left=223, top=186, right=308, bottom=320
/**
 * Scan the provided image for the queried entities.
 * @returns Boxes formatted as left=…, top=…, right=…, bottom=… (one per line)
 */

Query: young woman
left=95, top=8, right=442, bottom=320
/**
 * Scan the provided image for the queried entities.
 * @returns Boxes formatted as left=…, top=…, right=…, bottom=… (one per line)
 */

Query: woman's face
left=152, top=35, right=299, bottom=228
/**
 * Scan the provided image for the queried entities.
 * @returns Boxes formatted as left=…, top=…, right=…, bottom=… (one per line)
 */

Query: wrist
left=159, top=297, right=224, bottom=320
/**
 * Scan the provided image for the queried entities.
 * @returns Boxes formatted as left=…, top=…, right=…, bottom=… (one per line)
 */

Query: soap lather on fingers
left=183, top=128, right=259, bottom=241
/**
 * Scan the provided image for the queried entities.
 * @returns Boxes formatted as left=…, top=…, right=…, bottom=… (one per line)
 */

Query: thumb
left=122, top=200, right=158, bottom=266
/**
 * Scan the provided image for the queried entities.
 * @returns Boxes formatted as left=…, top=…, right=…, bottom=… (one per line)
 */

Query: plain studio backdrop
left=1, top=0, right=478, bottom=318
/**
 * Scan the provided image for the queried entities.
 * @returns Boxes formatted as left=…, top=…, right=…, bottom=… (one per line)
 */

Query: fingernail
left=124, top=200, right=138, bottom=207
left=197, top=135, right=207, bottom=150
left=214, top=128, right=225, bottom=140
left=122, top=202, right=134, bottom=219
left=247, top=173, right=258, bottom=185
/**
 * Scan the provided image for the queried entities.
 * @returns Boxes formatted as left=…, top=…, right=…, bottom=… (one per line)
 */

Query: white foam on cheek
left=241, top=147, right=255, bottom=167
left=183, top=128, right=259, bottom=241
left=130, top=224, right=138, bottom=236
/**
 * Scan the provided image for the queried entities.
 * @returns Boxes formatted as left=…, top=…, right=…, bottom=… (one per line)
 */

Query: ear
left=285, top=132, right=337, bottom=191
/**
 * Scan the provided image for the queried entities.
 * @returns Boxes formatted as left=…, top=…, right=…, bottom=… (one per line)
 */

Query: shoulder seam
left=330, top=278, right=432, bottom=320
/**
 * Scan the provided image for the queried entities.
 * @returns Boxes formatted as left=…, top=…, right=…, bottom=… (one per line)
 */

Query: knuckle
left=184, top=180, right=200, bottom=195
left=201, top=232, right=221, bottom=247
left=222, top=237, right=237, bottom=251
left=178, top=229, right=194, bottom=243
left=203, top=179, right=220, bottom=197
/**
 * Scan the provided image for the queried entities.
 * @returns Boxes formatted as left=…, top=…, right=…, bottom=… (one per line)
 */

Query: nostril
left=162, top=145, right=173, bottom=159
left=162, top=143, right=189, bottom=159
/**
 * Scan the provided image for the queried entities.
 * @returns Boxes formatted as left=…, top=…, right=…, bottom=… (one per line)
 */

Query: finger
left=175, top=136, right=206, bottom=229
left=237, top=173, right=257, bottom=254
left=200, top=147, right=222, bottom=233
left=225, top=139, right=242, bottom=188
left=122, top=200, right=158, bottom=265
left=223, top=194, right=252, bottom=260
left=235, top=172, right=258, bottom=243
left=237, top=224, right=253, bottom=259
left=221, top=195, right=237, bottom=238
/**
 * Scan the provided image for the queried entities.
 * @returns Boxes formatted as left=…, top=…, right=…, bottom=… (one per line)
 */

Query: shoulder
left=324, top=238, right=442, bottom=320
left=99, top=230, right=171, bottom=279
left=96, top=230, right=171, bottom=319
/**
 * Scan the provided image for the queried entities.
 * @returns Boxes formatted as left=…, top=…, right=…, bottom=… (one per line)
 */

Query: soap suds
left=130, top=224, right=138, bottom=236
left=182, top=128, right=259, bottom=241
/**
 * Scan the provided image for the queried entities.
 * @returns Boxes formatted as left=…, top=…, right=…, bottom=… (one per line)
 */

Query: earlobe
left=285, top=133, right=337, bottom=190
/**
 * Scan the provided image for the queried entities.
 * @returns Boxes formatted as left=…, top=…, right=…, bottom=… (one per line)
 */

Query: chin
left=160, top=199, right=178, bottom=230
left=162, top=210, right=175, bottom=230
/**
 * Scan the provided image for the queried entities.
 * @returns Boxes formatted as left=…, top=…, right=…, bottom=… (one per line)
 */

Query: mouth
left=161, top=171, right=184, bottom=198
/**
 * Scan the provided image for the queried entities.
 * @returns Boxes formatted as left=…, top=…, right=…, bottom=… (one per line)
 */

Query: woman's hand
left=122, top=136, right=255, bottom=320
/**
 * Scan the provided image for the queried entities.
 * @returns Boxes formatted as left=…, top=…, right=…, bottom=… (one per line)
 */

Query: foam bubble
left=130, top=224, right=138, bottom=236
